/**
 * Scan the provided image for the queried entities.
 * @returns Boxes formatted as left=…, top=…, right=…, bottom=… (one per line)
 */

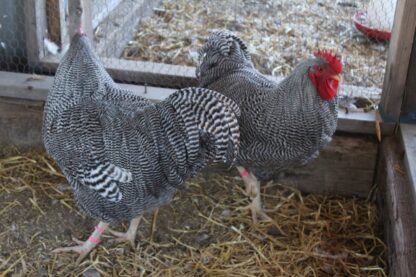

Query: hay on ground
left=0, top=148, right=387, bottom=276
left=119, top=0, right=388, bottom=94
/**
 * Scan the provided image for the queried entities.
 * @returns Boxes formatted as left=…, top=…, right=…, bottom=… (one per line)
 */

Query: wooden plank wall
left=24, top=0, right=48, bottom=64
left=283, top=135, right=377, bottom=197
left=0, top=97, right=378, bottom=197
left=400, top=124, right=416, bottom=201
left=0, top=71, right=379, bottom=197
left=401, top=29, right=416, bottom=120
left=0, top=71, right=386, bottom=136
left=207, top=134, right=378, bottom=197
left=379, top=0, right=416, bottom=122
left=377, top=137, right=416, bottom=277
left=0, top=98, right=44, bottom=148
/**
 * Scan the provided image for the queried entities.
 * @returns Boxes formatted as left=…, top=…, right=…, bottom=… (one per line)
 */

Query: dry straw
left=121, top=0, right=388, bottom=91
left=0, top=148, right=386, bottom=276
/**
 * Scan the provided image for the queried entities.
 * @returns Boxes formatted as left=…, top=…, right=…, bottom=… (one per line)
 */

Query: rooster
left=196, top=30, right=342, bottom=223
left=42, top=32, right=240, bottom=264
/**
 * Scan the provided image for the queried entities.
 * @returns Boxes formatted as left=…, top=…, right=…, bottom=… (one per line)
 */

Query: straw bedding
left=0, top=148, right=386, bottom=276
left=121, top=0, right=388, bottom=90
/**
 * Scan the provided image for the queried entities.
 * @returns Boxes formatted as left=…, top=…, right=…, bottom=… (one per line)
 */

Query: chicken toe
left=236, top=166, right=273, bottom=223
left=108, top=216, right=141, bottom=248
left=52, top=222, right=108, bottom=265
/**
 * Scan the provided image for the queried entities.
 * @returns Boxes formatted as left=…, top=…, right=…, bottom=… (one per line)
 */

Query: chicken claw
left=108, top=216, right=141, bottom=248
left=239, top=192, right=273, bottom=223
left=52, top=222, right=108, bottom=265
left=236, top=166, right=273, bottom=223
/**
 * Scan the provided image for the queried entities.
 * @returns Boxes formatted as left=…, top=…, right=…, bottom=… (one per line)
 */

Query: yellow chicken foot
left=52, top=221, right=108, bottom=265
left=108, top=216, right=142, bottom=248
left=236, top=166, right=272, bottom=223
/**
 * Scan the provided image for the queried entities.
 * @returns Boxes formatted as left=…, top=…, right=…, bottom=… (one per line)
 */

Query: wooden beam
left=377, top=137, right=416, bottom=277
left=338, top=109, right=395, bottom=136
left=0, top=70, right=171, bottom=147
left=0, top=71, right=173, bottom=102
left=379, top=0, right=416, bottom=122
left=0, top=96, right=378, bottom=197
left=400, top=124, right=416, bottom=198
left=0, top=71, right=390, bottom=136
left=0, top=98, right=44, bottom=148
left=206, top=134, right=378, bottom=197
left=281, top=134, right=377, bottom=197
left=24, top=0, right=48, bottom=64
left=40, top=56, right=384, bottom=104
left=41, top=56, right=198, bottom=88
left=46, top=0, right=61, bottom=45
left=57, top=0, right=70, bottom=54
left=401, top=30, right=416, bottom=122
left=94, top=0, right=160, bottom=58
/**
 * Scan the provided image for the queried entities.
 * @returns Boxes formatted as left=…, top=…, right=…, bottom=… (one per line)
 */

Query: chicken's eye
left=311, top=65, right=323, bottom=73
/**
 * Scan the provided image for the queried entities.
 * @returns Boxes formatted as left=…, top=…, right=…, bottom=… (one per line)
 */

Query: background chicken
left=42, top=33, right=240, bottom=264
left=196, top=30, right=341, bottom=223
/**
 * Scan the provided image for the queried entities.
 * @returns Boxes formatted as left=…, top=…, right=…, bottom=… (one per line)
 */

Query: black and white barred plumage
left=197, top=30, right=338, bottom=180
left=42, top=34, right=240, bottom=223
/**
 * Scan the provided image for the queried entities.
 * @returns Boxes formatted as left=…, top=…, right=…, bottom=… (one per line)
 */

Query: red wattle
left=319, top=79, right=338, bottom=100
left=309, top=71, right=337, bottom=101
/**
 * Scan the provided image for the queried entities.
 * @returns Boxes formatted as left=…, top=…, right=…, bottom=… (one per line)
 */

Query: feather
left=42, top=34, right=240, bottom=223
left=197, top=30, right=339, bottom=181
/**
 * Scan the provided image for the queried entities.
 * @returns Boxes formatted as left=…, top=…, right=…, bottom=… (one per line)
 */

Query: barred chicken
left=196, top=30, right=342, bottom=223
left=42, top=33, right=240, bottom=264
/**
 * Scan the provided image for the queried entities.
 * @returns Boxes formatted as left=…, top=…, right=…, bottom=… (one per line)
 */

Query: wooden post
left=377, top=137, right=416, bottom=277
left=379, top=0, right=416, bottom=123
left=401, top=30, right=416, bottom=122
left=24, top=0, right=47, bottom=65
left=400, top=124, right=416, bottom=196
left=58, top=0, right=70, bottom=52
left=67, top=0, right=93, bottom=39
left=46, top=0, right=61, bottom=45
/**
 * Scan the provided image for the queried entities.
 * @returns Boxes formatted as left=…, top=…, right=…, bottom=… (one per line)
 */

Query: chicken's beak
left=332, top=74, right=342, bottom=82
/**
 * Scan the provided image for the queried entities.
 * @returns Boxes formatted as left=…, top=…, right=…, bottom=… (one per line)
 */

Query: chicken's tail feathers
left=167, top=87, right=240, bottom=165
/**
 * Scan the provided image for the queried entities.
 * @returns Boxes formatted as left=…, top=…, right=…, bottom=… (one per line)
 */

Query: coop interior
left=1, top=0, right=416, bottom=276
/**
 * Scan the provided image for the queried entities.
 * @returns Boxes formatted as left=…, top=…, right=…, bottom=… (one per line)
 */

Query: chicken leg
left=108, top=216, right=142, bottom=248
left=52, top=221, right=108, bottom=265
left=236, top=166, right=272, bottom=223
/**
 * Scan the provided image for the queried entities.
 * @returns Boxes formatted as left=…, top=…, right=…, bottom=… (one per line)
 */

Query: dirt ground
left=0, top=148, right=387, bottom=276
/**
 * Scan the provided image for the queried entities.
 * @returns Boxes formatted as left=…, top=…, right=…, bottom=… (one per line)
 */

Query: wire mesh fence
left=122, top=0, right=390, bottom=86
left=0, top=0, right=396, bottom=108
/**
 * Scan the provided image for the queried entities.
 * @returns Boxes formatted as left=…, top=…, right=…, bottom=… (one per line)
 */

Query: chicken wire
left=1, top=0, right=395, bottom=105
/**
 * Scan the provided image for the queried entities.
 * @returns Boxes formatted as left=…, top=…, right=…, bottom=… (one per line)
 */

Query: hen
left=42, top=33, right=240, bottom=264
left=196, top=30, right=341, bottom=223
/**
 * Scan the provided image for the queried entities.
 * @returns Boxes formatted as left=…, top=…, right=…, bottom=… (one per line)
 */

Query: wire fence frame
left=3, top=0, right=414, bottom=136
left=12, top=1, right=389, bottom=86
left=1, top=0, right=404, bottom=108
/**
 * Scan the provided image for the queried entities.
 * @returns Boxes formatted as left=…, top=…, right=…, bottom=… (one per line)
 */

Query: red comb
left=314, top=50, right=342, bottom=74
